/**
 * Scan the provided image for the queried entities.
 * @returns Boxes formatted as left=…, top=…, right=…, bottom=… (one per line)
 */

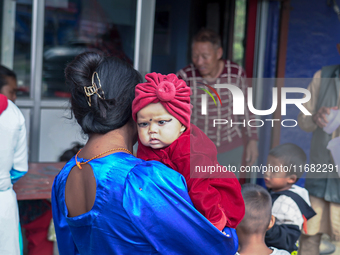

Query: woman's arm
left=298, top=70, right=322, bottom=132
left=123, top=161, right=238, bottom=255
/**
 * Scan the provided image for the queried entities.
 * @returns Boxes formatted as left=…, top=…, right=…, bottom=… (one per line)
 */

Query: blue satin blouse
left=52, top=152, right=238, bottom=254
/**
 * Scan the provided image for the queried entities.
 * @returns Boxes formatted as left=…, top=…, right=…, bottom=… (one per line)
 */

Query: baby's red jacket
left=137, top=124, right=245, bottom=230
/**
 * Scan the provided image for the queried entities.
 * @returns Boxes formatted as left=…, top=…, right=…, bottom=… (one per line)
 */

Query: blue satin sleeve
left=51, top=177, right=80, bottom=255
left=10, top=168, right=26, bottom=184
left=123, top=161, right=238, bottom=255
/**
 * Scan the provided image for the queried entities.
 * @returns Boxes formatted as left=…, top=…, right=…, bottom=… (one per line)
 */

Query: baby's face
left=264, top=155, right=292, bottom=192
left=137, top=102, right=186, bottom=149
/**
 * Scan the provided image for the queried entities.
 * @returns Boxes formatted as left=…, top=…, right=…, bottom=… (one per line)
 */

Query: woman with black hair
left=51, top=52, right=236, bottom=254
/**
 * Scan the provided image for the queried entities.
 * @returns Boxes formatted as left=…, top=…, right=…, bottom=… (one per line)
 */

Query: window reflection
left=232, top=0, right=246, bottom=67
left=14, top=0, right=32, bottom=98
left=42, top=0, right=137, bottom=98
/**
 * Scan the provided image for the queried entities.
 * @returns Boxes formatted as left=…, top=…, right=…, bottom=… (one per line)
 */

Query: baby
left=132, top=72, right=244, bottom=231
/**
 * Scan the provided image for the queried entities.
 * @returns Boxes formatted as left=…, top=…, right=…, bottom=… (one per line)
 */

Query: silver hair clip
left=84, top=72, right=105, bottom=106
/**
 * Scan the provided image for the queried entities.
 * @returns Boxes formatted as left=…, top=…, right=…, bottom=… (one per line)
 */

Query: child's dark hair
left=269, top=143, right=307, bottom=181
left=0, top=65, right=16, bottom=90
left=65, top=52, right=142, bottom=135
left=59, top=142, right=84, bottom=162
left=238, top=183, right=272, bottom=234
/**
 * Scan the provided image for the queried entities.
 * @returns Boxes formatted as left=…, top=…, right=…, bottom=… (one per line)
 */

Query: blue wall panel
left=280, top=0, right=340, bottom=164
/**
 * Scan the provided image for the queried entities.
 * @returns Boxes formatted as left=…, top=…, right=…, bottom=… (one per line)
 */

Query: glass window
left=0, top=1, right=2, bottom=62
left=0, top=0, right=32, bottom=98
left=42, top=0, right=137, bottom=98
left=232, top=0, right=246, bottom=67
left=14, top=0, right=32, bottom=98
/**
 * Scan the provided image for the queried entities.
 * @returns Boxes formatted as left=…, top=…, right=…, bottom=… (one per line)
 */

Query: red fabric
left=132, top=73, right=191, bottom=128
left=137, top=124, right=245, bottom=230
left=23, top=208, right=53, bottom=255
left=245, top=0, right=257, bottom=78
left=0, top=94, right=8, bottom=115
left=302, top=214, right=308, bottom=234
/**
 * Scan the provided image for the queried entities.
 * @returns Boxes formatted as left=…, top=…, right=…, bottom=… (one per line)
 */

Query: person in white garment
left=0, top=93, right=28, bottom=255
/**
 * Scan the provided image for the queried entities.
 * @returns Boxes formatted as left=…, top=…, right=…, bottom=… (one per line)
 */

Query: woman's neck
left=81, top=125, right=136, bottom=158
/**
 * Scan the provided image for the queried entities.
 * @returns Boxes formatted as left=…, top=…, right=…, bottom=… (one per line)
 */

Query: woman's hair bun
left=65, top=52, right=142, bottom=134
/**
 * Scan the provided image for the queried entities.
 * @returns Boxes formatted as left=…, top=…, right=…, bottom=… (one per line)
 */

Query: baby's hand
left=222, top=231, right=231, bottom=237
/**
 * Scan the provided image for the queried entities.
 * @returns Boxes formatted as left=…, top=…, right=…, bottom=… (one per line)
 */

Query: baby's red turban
left=132, top=72, right=191, bottom=128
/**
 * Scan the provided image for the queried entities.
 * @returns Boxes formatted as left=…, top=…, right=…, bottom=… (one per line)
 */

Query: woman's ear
left=267, top=215, right=276, bottom=230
